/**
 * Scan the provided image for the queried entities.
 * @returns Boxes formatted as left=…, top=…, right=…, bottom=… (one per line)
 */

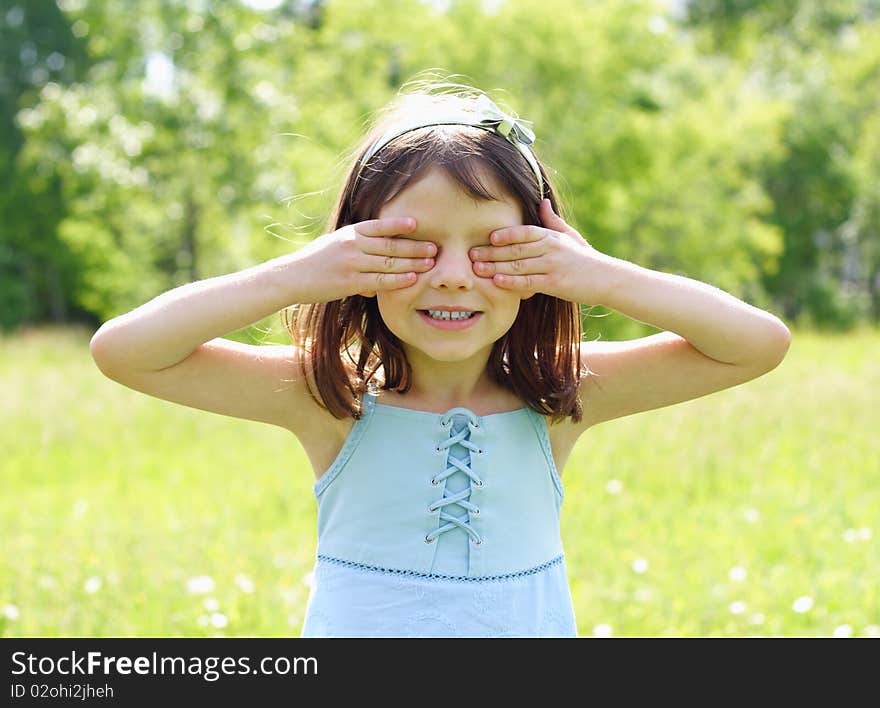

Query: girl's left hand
left=469, top=199, right=609, bottom=305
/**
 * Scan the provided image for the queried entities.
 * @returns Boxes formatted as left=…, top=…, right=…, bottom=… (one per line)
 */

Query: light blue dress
left=300, top=389, right=578, bottom=637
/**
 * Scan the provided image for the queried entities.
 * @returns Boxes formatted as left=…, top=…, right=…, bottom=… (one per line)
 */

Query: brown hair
left=282, top=81, right=585, bottom=425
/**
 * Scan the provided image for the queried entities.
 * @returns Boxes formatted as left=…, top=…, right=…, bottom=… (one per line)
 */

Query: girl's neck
left=375, top=377, right=522, bottom=416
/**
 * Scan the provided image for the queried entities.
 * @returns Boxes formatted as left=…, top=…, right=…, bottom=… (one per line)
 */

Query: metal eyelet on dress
left=471, top=507, right=480, bottom=515
left=424, top=535, right=435, bottom=544
left=474, top=479, right=484, bottom=488
left=471, top=537, right=482, bottom=546
left=430, top=477, right=440, bottom=486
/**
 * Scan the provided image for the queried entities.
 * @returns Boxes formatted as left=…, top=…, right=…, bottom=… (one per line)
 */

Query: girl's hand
left=294, top=217, right=436, bottom=301
left=468, top=199, right=608, bottom=305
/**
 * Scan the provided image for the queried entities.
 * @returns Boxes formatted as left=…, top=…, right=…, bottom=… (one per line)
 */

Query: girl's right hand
left=294, top=217, right=436, bottom=302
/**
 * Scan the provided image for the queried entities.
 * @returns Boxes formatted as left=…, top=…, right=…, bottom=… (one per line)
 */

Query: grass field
left=1, top=324, right=877, bottom=637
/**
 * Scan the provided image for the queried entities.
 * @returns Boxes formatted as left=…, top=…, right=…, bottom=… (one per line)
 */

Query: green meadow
left=1, top=325, right=877, bottom=638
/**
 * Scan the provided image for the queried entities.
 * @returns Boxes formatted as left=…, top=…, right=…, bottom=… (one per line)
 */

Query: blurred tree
left=18, top=1, right=323, bottom=324
left=13, top=0, right=878, bottom=335
left=0, top=0, right=89, bottom=329
left=684, top=0, right=880, bottom=327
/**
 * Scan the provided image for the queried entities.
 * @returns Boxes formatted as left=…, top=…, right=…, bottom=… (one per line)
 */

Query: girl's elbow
left=759, top=315, right=791, bottom=364
left=775, top=322, right=792, bottom=357
left=89, top=322, right=124, bottom=378
left=763, top=325, right=791, bottom=370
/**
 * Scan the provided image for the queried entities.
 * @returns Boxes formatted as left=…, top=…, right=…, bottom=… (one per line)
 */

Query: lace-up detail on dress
left=426, top=408, right=484, bottom=546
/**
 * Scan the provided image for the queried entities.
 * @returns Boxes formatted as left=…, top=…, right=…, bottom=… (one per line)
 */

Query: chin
left=405, top=339, right=491, bottom=363
left=421, top=350, right=481, bottom=363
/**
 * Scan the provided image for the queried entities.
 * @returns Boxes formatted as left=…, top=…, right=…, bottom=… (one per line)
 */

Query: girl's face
left=375, top=166, right=530, bottom=364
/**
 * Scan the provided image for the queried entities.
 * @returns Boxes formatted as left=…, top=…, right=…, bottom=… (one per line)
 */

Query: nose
left=426, top=244, right=476, bottom=291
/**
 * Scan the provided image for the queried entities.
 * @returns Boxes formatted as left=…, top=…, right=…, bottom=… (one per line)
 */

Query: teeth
left=427, top=310, right=475, bottom=320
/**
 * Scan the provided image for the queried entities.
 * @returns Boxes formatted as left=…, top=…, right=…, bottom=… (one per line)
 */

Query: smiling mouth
left=417, top=310, right=484, bottom=329
left=418, top=310, right=482, bottom=320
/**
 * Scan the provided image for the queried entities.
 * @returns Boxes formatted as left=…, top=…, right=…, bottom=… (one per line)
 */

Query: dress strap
left=522, top=407, right=564, bottom=501
left=313, top=388, right=377, bottom=498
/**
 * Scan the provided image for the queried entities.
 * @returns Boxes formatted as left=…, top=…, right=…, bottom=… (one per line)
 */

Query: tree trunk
left=182, top=192, right=200, bottom=282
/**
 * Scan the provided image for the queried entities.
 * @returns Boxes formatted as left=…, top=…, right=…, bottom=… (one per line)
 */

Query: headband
left=354, top=93, right=544, bottom=199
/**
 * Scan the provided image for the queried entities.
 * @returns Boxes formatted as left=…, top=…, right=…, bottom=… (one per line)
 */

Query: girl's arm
left=90, top=252, right=306, bottom=373
left=470, top=200, right=791, bottom=436
left=89, top=215, right=432, bottom=433
left=89, top=252, right=322, bottom=434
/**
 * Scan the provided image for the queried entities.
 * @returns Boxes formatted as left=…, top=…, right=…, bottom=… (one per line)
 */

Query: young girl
left=90, top=82, right=791, bottom=638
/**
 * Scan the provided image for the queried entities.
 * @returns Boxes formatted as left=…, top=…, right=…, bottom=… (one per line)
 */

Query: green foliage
left=0, top=0, right=89, bottom=329
left=4, top=0, right=880, bottom=332
left=685, top=0, right=880, bottom=326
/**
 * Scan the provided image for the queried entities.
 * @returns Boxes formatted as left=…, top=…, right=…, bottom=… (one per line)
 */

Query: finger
left=540, top=198, right=562, bottom=226
left=355, top=216, right=417, bottom=238
left=362, top=253, right=435, bottom=273
left=474, top=255, right=544, bottom=278
left=489, top=224, right=551, bottom=246
left=470, top=239, right=541, bottom=263
left=361, top=271, right=419, bottom=293
left=540, top=199, right=583, bottom=239
left=491, top=272, right=549, bottom=291
left=359, top=235, right=437, bottom=260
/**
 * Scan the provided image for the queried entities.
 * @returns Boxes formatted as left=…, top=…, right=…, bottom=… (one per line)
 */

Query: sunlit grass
left=1, top=325, right=877, bottom=637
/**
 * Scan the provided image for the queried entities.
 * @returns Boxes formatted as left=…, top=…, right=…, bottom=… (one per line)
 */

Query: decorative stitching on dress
left=316, top=553, right=565, bottom=583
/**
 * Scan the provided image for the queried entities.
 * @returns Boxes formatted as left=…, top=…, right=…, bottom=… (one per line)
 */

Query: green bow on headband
left=471, top=93, right=537, bottom=148
left=355, top=93, right=544, bottom=199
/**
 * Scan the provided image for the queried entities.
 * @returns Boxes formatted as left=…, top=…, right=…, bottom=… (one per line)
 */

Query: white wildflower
left=186, top=575, right=215, bottom=594
left=833, top=624, right=853, bottom=638
left=743, top=508, right=761, bottom=523
left=728, top=566, right=747, bottom=582
left=792, top=596, right=813, bottom=613
left=235, top=573, right=255, bottom=593
left=593, top=624, right=613, bottom=637
left=605, top=479, right=623, bottom=495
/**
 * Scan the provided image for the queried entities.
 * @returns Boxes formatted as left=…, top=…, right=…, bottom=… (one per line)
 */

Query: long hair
left=282, top=80, right=584, bottom=424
